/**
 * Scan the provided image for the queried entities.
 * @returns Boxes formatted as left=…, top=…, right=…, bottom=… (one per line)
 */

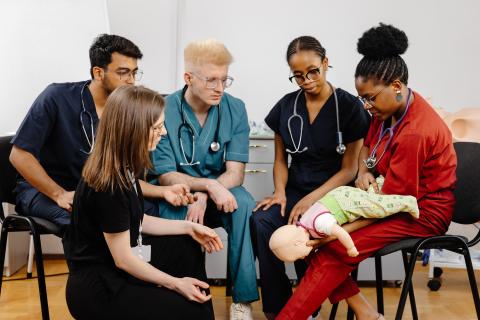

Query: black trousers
left=66, top=235, right=214, bottom=320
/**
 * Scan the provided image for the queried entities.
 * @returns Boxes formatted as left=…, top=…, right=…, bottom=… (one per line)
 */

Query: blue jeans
left=15, top=181, right=71, bottom=226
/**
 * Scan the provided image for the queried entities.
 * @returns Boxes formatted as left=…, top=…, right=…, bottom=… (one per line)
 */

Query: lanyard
left=127, top=171, right=143, bottom=248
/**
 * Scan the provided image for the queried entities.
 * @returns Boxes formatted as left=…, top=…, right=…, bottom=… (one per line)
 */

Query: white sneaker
left=230, top=302, right=253, bottom=320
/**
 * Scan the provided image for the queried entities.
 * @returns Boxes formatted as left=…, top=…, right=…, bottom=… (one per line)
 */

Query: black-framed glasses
left=191, top=72, right=234, bottom=89
left=357, top=85, right=388, bottom=109
left=288, top=67, right=322, bottom=85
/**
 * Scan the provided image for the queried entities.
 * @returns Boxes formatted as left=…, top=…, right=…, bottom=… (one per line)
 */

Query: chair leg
left=396, top=249, right=418, bottom=320
left=401, top=250, right=418, bottom=320
left=346, top=268, right=358, bottom=320
left=462, top=245, right=480, bottom=318
left=30, top=227, right=49, bottom=320
left=225, top=253, right=232, bottom=297
left=375, top=255, right=384, bottom=315
left=329, top=302, right=339, bottom=320
left=0, top=219, right=11, bottom=296
left=27, top=235, right=34, bottom=278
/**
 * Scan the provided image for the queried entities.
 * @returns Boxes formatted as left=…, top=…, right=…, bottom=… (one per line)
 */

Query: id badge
left=131, top=245, right=151, bottom=262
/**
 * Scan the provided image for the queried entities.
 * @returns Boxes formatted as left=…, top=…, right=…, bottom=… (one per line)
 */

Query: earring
left=396, top=90, right=403, bottom=102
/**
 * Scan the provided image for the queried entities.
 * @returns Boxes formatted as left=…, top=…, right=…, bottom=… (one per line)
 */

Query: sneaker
left=230, top=302, right=253, bottom=320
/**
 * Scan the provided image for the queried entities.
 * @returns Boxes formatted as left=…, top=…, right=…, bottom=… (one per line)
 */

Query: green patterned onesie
left=318, top=176, right=419, bottom=225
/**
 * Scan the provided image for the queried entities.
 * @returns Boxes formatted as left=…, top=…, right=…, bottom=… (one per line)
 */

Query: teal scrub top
left=150, top=88, right=250, bottom=180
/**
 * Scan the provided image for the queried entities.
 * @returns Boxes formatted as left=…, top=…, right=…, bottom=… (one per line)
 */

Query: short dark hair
left=286, top=36, right=326, bottom=63
left=89, top=34, right=143, bottom=78
left=355, top=23, right=409, bottom=85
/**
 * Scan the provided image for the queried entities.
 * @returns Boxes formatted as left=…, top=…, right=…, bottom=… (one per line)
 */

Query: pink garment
left=297, top=203, right=330, bottom=238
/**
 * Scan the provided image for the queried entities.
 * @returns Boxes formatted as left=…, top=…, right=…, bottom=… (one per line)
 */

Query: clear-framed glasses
left=107, top=68, right=144, bottom=81
left=288, top=67, right=322, bottom=85
left=357, top=86, right=388, bottom=110
left=191, top=72, right=234, bottom=89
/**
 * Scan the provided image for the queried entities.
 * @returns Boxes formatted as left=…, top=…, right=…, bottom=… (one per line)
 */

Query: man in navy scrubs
left=10, top=34, right=143, bottom=227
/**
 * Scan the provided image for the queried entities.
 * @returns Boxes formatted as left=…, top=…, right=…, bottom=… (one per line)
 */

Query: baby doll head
left=269, top=224, right=312, bottom=262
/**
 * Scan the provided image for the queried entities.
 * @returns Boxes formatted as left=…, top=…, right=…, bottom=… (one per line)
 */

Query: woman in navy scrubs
left=250, top=35, right=370, bottom=318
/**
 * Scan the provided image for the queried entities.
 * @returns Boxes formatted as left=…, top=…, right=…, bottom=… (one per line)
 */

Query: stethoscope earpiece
left=336, top=144, right=346, bottom=155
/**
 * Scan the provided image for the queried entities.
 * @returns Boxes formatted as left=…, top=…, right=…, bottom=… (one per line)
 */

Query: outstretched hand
left=190, top=223, right=224, bottom=253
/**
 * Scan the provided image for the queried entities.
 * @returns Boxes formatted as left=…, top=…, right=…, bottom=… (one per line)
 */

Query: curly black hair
left=355, top=23, right=409, bottom=84
left=89, top=34, right=143, bottom=78
left=286, top=36, right=326, bottom=63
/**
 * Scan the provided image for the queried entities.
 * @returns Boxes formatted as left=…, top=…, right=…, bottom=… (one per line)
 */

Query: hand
left=288, top=195, right=315, bottom=225
left=347, top=246, right=359, bottom=257
left=190, top=223, right=224, bottom=253
left=55, top=190, right=74, bottom=212
left=186, top=192, right=208, bottom=224
left=306, top=236, right=337, bottom=250
left=163, top=184, right=195, bottom=207
left=206, top=180, right=238, bottom=213
left=253, top=191, right=287, bottom=216
left=355, top=171, right=378, bottom=192
left=172, top=277, right=212, bottom=303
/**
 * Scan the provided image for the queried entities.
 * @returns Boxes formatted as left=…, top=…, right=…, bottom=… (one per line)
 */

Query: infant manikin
left=269, top=203, right=358, bottom=263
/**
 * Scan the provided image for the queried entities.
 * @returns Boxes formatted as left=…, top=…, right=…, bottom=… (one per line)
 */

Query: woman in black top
left=250, top=36, right=370, bottom=318
left=63, top=85, right=223, bottom=319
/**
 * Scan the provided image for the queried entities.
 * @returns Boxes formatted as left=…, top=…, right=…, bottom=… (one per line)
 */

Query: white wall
left=0, top=0, right=109, bottom=134
left=2, top=0, right=479, bottom=133
left=106, top=0, right=178, bottom=94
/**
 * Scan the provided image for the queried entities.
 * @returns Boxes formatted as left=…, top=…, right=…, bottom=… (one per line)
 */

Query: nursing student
left=250, top=36, right=370, bottom=318
left=148, top=39, right=259, bottom=319
left=63, top=85, right=222, bottom=319
left=277, top=24, right=457, bottom=320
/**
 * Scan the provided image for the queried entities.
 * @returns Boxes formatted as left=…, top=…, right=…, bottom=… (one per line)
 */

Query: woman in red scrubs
left=277, top=23, right=457, bottom=320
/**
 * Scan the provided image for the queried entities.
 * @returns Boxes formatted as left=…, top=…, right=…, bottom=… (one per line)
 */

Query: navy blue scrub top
left=12, top=81, right=98, bottom=191
left=265, top=88, right=370, bottom=193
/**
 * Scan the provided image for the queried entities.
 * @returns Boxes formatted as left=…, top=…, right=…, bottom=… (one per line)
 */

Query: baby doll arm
left=330, top=224, right=359, bottom=257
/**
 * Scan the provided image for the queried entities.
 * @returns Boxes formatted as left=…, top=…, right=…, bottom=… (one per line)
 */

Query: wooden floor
left=1, top=258, right=479, bottom=319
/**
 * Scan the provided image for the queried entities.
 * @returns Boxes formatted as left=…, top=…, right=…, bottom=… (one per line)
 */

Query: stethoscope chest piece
left=210, top=141, right=220, bottom=152
left=336, top=143, right=346, bottom=155
left=364, top=156, right=377, bottom=169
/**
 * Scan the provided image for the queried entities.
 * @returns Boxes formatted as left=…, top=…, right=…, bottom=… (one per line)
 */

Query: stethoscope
left=80, top=81, right=95, bottom=155
left=364, top=88, right=413, bottom=169
left=287, top=81, right=346, bottom=155
left=178, top=85, right=221, bottom=166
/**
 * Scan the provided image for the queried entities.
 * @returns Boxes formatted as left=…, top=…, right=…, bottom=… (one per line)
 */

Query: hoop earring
left=396, top=90, right=403, bottom=102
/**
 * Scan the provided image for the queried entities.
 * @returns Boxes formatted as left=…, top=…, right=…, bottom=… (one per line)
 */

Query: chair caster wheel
left=427, top=278, right=442, bottom=291
left=433, top=267, right=443, bottom=278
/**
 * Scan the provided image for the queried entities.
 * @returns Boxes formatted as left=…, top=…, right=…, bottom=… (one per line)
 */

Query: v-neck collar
left=181, top=101, right=218, bottom=145
left=300, top=88, right=336, bottom=126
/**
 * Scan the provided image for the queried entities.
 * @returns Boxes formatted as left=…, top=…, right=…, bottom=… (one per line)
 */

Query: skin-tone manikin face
left=288, top=50, right=329, bottom=96
left=269, top=225, right=312, bottom=263
left=148, top=113, right=167, bottom=151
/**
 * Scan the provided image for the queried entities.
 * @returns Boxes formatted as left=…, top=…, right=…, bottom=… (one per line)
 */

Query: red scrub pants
left=277, top=208, right=452, bottom=320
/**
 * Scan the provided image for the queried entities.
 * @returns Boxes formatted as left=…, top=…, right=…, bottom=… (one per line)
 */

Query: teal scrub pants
left=157, top=186, right=259, bottom=303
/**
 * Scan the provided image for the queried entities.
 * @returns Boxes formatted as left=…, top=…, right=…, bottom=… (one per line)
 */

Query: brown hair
left=82, top=85, right=164, bottom=192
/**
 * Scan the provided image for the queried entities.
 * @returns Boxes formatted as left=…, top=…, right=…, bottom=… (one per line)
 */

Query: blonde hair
left=82, top=85, right=164, bottom=192
left=184, top=39, right=233, bottom=70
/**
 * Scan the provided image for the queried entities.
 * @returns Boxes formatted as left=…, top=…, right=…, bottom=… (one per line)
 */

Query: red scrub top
left=364, top=92, right=457, bottom=233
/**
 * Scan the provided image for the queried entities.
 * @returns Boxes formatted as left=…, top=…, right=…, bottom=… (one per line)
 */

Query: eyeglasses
left=107, top=68, right=144, bottom=81
left=152, top=122, right=165, bottom=135
left=357, top=86, right=388, bottom=110
left=289, top=67, right=322, bottom=85
left=191, top=72, right=234, bottom=89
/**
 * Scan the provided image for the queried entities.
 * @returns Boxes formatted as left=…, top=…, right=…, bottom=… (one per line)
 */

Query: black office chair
left=0, top=135, right=63, bottom=320
left=330, top=142, right=480, bottom=320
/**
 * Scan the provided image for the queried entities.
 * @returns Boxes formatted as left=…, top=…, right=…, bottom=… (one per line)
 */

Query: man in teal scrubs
left=149, top=39, right=259, bottom=320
